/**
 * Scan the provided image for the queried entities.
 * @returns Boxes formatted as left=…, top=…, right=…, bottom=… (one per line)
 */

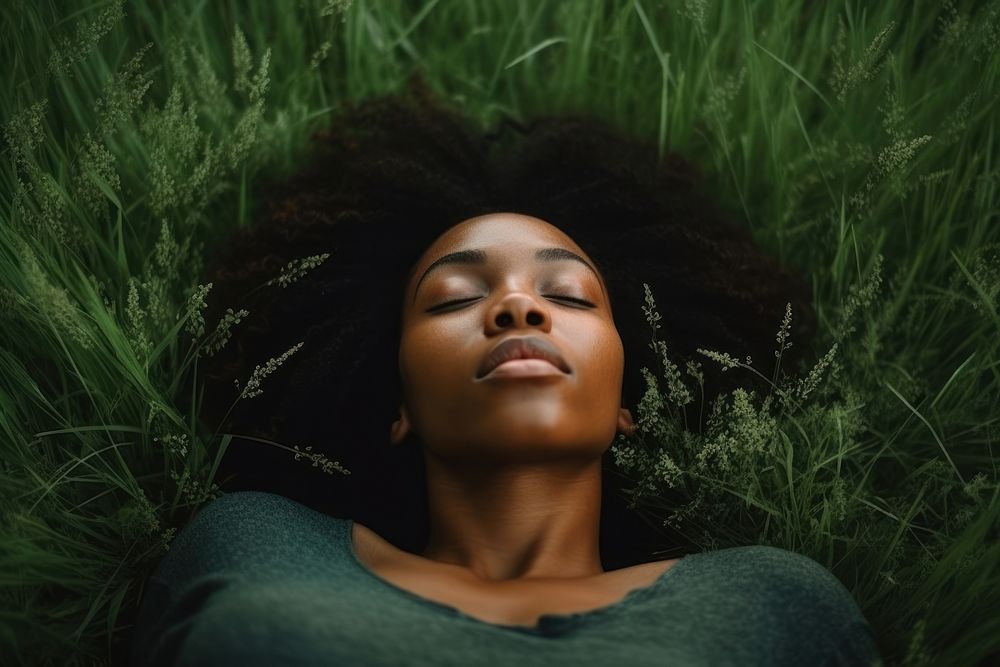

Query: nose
left=485, top=292, right=552, bottom=334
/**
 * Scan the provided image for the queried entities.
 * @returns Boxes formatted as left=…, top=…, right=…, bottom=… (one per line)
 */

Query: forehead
left=409, top=213, right=591, bottom=279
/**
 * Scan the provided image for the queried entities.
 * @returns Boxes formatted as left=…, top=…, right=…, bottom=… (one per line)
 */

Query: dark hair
left=195, top=76, right=817, bottom=569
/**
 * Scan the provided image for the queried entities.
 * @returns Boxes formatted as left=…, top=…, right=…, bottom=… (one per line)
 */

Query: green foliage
left=234, top=341, right=305, bottom=399
left=0, top=0, right=998, bottom=665
left=264, top=252, right=333, bottom=288
left=47, top=1, right=126, bottom=77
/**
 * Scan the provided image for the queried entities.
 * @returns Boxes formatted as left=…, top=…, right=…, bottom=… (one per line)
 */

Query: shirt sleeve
left=748, top=546, right=882, bottom=666
left=128, top=491, right=333, bottom=667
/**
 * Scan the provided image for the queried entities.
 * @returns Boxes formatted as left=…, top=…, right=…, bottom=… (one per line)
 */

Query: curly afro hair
left=194, top=75, right=818, bottom=570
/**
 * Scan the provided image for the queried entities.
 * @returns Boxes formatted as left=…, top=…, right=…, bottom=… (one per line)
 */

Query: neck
left=418, top=452, right=606, bottom=583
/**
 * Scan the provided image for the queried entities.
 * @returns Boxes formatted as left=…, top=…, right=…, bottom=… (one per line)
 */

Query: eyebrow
left=412, top=247, right=604, bottom=305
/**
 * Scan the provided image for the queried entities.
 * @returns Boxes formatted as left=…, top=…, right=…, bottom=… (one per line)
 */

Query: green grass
left=1, top=0, right=998, bottom=664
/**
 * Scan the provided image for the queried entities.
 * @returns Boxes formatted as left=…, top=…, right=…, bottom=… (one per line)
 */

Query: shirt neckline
left=343, top=518, right=689, bottom=636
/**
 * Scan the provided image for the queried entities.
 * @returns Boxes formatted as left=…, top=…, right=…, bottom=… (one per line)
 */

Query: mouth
left=475, top=336, right=572, bottom=380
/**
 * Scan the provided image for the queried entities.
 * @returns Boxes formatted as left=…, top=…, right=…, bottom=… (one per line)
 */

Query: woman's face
left=391, top=212, right=632, bottom=465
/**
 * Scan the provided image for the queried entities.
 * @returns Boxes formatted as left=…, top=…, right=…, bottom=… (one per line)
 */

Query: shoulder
left=689, top=545, right=861, bottom=615
left=690, top=545, right=842, bottom=583
left=681, top=545, right=880, bottom=665
left=186, top=489, right=312, bottom=525
left=155, top=491, right=348, bottom=584
left=700, top=544, right=839, bottom=579
left=183, top=490, right=348, bottom=538
left=133, top=493, right=352, bottom=666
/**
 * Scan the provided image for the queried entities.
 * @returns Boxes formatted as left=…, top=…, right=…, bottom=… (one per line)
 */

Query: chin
left=484, top=425, right=588, bottom=450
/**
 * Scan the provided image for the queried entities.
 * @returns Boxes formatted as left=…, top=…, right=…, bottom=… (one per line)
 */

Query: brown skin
left=384, top=212, right=638, bottom=584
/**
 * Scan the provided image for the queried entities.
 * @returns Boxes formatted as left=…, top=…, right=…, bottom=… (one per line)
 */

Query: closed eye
left=426, top=295, right=595, bottom=313
left=546, top=295, right=596, bottom=307
left=425, top=297, right=480, bottom=313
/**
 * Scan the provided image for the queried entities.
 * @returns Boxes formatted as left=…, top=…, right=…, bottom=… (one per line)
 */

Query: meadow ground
left=1, top=1, right=998, bottom=665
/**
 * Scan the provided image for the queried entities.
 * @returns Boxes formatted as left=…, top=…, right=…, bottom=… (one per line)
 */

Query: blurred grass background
left=1, top=0, right=998, bottom=664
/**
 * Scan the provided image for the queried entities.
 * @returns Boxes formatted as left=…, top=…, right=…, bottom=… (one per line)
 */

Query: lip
left=475, top=335, right=571, bottom=380
left=481, top=358, right=565, bottom=380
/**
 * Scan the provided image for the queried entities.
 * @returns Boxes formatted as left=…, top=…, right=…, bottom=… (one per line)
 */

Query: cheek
left=398, top=323, right=465, bottom=391
left=581, top=324, right=625, bottom=379
left=603, top=340, right=626, bottom=395
left=589, top=331, right=626, bottom=414
left=608, top=342, right=625, bottom=383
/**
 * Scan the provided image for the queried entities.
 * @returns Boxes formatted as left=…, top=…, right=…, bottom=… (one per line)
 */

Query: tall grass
left=1, top=0, right=997, bottom=664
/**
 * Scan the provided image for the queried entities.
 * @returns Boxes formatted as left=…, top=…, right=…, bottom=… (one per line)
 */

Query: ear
left=390, top=403, right=412, bottom=446
left=617, top=407, right=636, bottom=436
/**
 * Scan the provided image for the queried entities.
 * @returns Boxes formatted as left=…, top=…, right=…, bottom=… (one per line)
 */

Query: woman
left=130, top=77, right=880, bottom=665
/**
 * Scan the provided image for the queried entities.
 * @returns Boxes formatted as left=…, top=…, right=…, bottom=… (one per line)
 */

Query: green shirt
left=130, top=490, right=881, bottom=666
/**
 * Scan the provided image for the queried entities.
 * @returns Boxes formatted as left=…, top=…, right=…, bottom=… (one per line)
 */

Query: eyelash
left=428, top=295, right=596, bottom=312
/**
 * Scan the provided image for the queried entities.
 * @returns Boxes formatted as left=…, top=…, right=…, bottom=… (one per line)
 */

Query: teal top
left=130, top=490, right=881, bottom=666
